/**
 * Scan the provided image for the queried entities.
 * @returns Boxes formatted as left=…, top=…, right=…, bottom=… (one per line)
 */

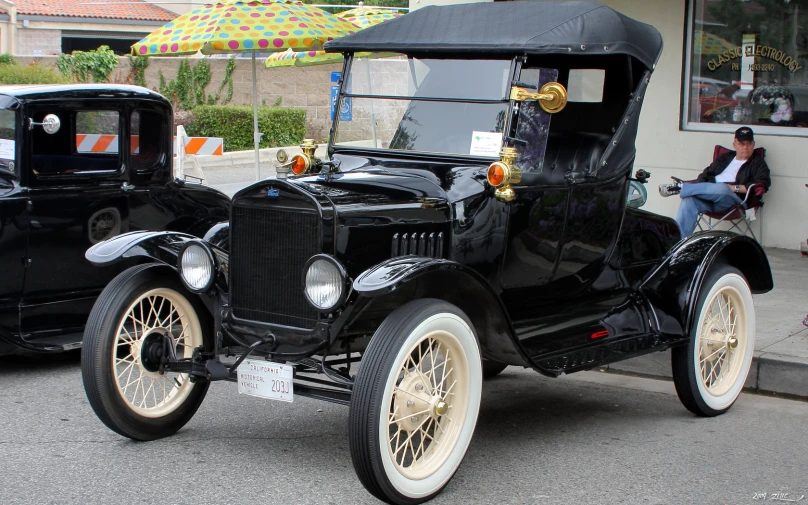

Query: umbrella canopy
left=338, top=7, right=403, bottom=28
left=693, top=30, right=736, bottom=56
left=264, top=7, right=404, bottom=68
left=132, top=0, right=358, bottom=56
left=265, top=47, right=344, bottom=67
left=131, top=0, right=358, bottom=180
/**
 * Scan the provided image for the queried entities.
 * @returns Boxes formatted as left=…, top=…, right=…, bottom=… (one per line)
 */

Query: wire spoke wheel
left=387, top=331, right=469, bottom=479
left=82, top=265, right=210, bottom=441
left=696, top=286, right=746, bottom=396
left=349, top=299, right=482, bottom=505
left=672, top=265, right=755, bottom=417
left=113, top=288, right=201, bottom=418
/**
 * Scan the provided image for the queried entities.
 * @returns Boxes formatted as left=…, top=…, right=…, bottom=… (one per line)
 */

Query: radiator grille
left=230, top=205, right=321, bottom=328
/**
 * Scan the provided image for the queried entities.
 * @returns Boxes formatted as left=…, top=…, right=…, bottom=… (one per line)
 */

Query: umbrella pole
left=252, top=51, right=261, bottom=180
left=365, top=60, right=377, bottom=148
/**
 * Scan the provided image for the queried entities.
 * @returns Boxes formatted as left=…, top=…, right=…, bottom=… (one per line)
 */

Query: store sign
left=707, top=45, right=803, bottom=73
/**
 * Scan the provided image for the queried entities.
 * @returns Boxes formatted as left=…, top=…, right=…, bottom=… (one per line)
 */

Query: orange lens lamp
left=290, top=139, right=317, bottom=176
left=486, top=147, right=521, bottom=202
left=290, top=153, right=311, bottom=175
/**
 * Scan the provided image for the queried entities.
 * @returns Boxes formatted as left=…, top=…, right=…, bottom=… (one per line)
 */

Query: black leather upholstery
left=523, top=132, right=610, bottom=185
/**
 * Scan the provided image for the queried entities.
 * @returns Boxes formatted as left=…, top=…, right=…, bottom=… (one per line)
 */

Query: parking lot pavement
left=1, top=354, right=806, bottom=505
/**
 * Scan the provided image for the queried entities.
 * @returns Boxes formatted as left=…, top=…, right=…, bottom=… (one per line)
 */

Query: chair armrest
left=741, top=183, right=766, bottom=205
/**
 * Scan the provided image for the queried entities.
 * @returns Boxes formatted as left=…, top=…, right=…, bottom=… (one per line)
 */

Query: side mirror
left=28, top=114, right=61, bottom=134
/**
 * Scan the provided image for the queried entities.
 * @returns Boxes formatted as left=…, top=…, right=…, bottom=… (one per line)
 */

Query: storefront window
left=684, top=0, right=808, bottom=134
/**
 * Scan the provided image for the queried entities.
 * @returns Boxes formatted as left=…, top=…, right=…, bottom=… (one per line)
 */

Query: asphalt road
left=1, top=353, right=806, bottom=505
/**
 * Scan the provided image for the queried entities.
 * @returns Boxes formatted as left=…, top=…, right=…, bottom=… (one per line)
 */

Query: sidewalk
left=608, top=247, right=808, bottom=399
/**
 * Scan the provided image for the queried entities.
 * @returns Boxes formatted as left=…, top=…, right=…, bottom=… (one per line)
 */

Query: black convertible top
left=324, top=1, right=663, bottom=70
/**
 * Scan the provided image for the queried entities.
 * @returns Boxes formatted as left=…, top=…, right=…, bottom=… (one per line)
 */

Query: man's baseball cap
left=735, top=126, right=754, bottom=142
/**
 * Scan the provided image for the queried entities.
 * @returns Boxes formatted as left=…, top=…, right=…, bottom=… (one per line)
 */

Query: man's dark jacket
left=696, top=150, right=771, bottom=191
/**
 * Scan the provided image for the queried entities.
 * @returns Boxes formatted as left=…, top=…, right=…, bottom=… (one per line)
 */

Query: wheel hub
left=394, top=374, right=436, bottom=432
left=432, top=399, right=449, bottom=417
left=139, top=331, right=170, bottom=373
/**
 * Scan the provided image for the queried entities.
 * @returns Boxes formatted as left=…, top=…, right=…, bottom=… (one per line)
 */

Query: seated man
left=659, top=126, right=771, bottom=237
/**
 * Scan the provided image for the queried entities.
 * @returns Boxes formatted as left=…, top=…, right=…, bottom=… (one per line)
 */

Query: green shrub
left=187, top=106, right=306, bottom=152
left=0, top=53, right=16, bottom=66
left=0, top=63, right=68, bottom=84
left=56, top=45, right=118, bottom=83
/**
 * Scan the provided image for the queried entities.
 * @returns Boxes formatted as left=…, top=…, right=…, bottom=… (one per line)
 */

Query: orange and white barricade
left=76, top=134, right=121, bottom=154
left=77, top=134, right=142, bottom=154
left=174, top=125, right=224, bottom=181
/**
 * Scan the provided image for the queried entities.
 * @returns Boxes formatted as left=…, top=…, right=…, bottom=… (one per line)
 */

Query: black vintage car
left=0, top=84, right=230, bottom=355
left=81, top=3, right=772, bottom=504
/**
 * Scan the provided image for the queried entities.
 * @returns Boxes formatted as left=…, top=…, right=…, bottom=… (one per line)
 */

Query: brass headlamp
left=290, top=139, right=318, bottom=175
left=486, top=147, right=522, bottom=202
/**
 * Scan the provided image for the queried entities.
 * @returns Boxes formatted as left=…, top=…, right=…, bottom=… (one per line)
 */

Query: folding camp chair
left=694, top=145, right=767, bottom=241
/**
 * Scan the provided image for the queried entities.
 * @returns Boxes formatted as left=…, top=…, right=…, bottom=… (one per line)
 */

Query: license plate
left=236, top=359, right=293, bottom=402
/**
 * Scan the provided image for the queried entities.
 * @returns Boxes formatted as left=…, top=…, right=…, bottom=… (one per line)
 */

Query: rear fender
left=640, top=232, right=772, bottom=338
left=353, top=256, right=530, bottom=367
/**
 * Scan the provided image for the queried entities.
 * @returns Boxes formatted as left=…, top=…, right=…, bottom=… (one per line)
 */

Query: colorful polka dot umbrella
left=264, top=7, right=404, bottom=68
left=338, top=7, right=404, bottom=29
left=131, top=1, right=358, bottom=180
left=131, top=0, right=359, bottom=56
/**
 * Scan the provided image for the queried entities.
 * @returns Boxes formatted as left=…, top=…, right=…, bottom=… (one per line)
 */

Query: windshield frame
left=329, top=54, right=519, bottom=162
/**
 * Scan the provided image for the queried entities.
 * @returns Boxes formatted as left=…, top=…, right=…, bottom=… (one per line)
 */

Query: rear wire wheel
left=672, top=264, right=755, bottom=416
left=81, top=264, right=211, bottom=440
left=349, top=299, right=482, bottom=505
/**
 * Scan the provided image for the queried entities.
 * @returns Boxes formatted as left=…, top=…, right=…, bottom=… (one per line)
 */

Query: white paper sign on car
left=0, top=139, right=15, bottom=160
left=469, top=131, right=503, bottom=157
left=236, top=359, right=294, bottom=402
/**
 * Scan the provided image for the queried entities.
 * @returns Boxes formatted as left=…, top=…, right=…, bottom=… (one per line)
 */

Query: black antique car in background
left=81, top=3, right=773, bottom=504
left=0, top=85, right=230, bottom=355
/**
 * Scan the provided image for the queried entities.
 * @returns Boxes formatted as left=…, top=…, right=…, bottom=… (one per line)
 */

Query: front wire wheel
left=672, top=264, right=755, bottom=416
left=112, top=287, right=200, bottom=418
left=82, top=264, right=211, bottom=440
left=350, top=299, right=482, bottom=505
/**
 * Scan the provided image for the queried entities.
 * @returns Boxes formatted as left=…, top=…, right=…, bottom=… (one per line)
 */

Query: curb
left=606, top=349, right=808, bottom=400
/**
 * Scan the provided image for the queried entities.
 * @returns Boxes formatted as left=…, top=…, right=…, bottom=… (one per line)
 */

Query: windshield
left=334, top=57, right=511, bottom=157
left=0, top=109, right=14, bottom=173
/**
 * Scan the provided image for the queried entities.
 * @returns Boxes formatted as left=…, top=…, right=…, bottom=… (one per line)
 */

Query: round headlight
left=179, top=243, right=214, bottom=292
left=304, top=256, right=346, bottom=311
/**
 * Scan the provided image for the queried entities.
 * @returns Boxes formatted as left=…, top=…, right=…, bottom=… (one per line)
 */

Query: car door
left=500, top=66, right=636, bottom=359
left=0, top=104, right=25, bottom=340
left=498, top=67, right=569, bottom=320
left=21, top=105, right=132, bottom=340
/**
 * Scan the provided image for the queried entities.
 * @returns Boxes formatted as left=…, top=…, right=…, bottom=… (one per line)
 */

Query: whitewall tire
left=349, top=299, right=482, bottom=505
left=672, top=264, right=755, bottom=416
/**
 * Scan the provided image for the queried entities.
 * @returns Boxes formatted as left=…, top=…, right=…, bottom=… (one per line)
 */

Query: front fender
left=85, top=231, right=197, bottom=267
left=353, top=256, right=532, bottom=368
left=640, top=231, right=773, bottom=338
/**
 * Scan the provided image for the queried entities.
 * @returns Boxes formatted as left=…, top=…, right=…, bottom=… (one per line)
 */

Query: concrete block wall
left=16, top=29, right=61, bottom=56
